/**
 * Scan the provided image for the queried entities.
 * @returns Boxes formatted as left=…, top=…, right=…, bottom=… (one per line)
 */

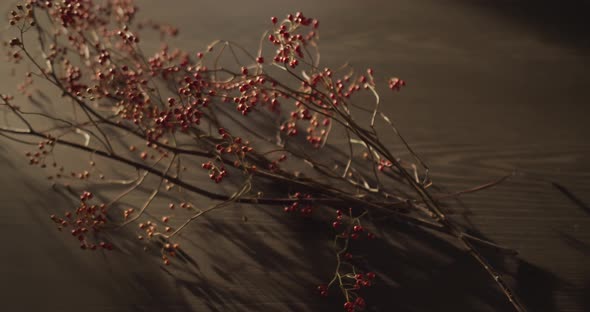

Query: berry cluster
left=8, top=3, right=34, bottom=27
left=201, top=160, right=228, bottom=183
left=319, top=209, right=378, bottom=309
left=267, top=153, right=287, bottom=172
left=283, top=192, right=313, bottom=217
left=2, top=1, right=424, bottom=309
left=50, top=191, right=112, bottom=250
left=377, top=159, right=393, bottom=172
left=343, top=296, right=367, bottom=311
left=160, top=242, right=181, bottom=266
left=268, top=12, right=318, bottom=68
left=388, top=77, right=406, bottom=91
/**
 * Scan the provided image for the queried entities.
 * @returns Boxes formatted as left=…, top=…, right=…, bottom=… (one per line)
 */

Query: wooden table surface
left=1, top=1, right=588, bottom=311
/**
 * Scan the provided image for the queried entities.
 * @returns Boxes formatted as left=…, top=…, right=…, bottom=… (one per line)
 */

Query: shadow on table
left=0, top=120, right=582, bottom=312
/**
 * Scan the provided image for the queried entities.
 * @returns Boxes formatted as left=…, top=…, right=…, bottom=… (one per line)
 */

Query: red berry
left=271, top=16, right=278, bottom=24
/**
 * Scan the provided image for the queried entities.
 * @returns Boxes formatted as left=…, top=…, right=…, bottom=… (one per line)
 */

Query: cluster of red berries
left=283, top=193, right=313, bottom=216
left=279, top=120, right=298, bottom=137
left=231, top=76, right=271, bottom=116
left=62, top=60, right=88, bottom=95
left=304, top=114, right=330, bottom=147
left=122, top=208, right=135, bottom=220
left=343, top=296, right=367, bottom=311
left=377, top=159, right=393, bottom=172
left=8, top=3, right=34, bottom=26
left=279, top=98, right=330, bottom=145
left=201, top=161, right=228, bottom=183
left=161, top=242, right=181, bottom=265
left=351, top=272, right=376, bottom=290
left=5, top=3, right=410, bottom=309
left=333, top=211, right=376, bottom=240
left=320, top=209, right=379, bottom=309
left=116, top=28, right=140, bottom=44
left=267, top=153, right=287, bottom=172
left=268, top=12, right=319, bottom=68
left=388, top=77, right=406, bottom=91
left=24, top=138, right=55, bottom=167
left=138, top=220, right=159, bottom=239
left=50, top=191, right=112, bottom=250
left=52, top=0, right=92, bottom=28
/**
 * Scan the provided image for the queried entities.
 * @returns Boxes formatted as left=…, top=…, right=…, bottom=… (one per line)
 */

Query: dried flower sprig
left=1, top=1, right=525, bottom=311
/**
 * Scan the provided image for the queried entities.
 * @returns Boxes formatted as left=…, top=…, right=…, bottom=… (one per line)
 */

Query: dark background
left=0, top=0, right=588, bottom=311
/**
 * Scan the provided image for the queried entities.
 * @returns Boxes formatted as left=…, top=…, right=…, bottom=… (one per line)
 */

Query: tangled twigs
left=1, top=1, right=526, bottom=311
